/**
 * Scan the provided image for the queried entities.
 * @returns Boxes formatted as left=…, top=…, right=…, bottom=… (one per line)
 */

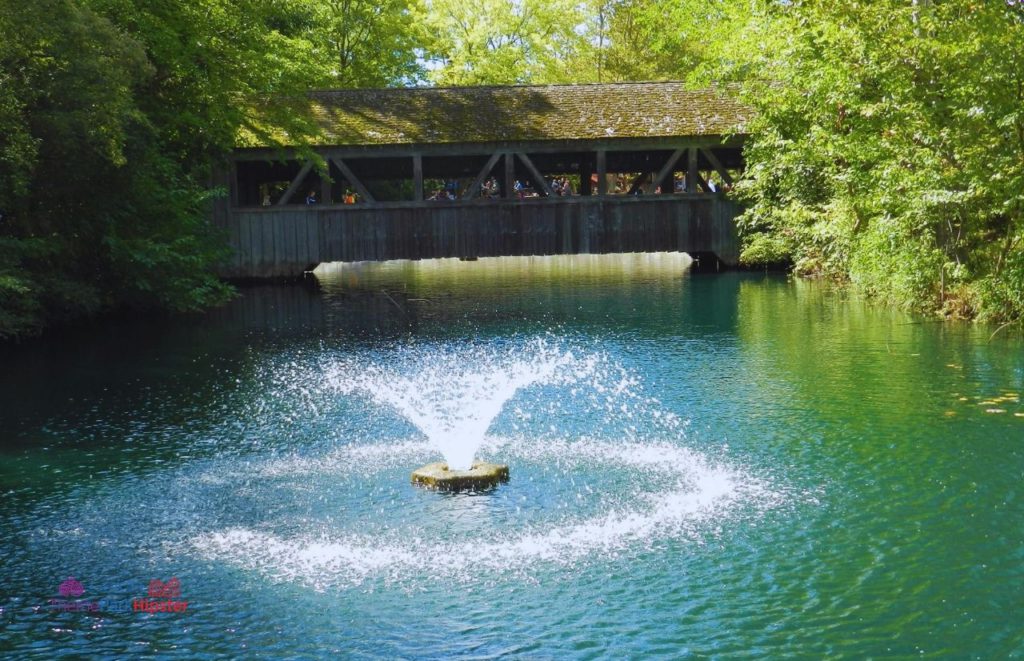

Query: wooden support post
left=700, top=148, right=734, bottom=186
left=320, top=164, right=332, bottom=204
left=229, top=159, right=239, bottom=207
left=504, top=152, right=515, bottom=198
left=686, top=147, right=699, bottom=193
left=596, top=150, right=607, bottom=195
left=277, top=161, right=314, bottom=205
left=516, top=153, right=554, bottom=196
left=464, top=152, right=503, bottom=200
left=413, top=154, right=424, bottom=202
left=580, top=158, right=592, bottom=196
left=329, top=157, right=375, bottom=203
left=652, top=149, right=684, bottom=195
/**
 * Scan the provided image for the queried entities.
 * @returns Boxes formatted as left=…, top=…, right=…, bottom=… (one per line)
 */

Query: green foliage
left=0, top=0, right=367, bottom=339
left=418, top=0, right=593, bottom=85
left=0, top=0, right=431, bottom=339
left=0, top=0, right=157, bottom=337
left=595, top=0, right=729, bottom=83
left=308, top=0, right=424, bottom=87
left=3, top=0, right=1023, bottom=337
left=721, top=0, right=1024, bottom=323
left=415, top=0, right=733, bottom=86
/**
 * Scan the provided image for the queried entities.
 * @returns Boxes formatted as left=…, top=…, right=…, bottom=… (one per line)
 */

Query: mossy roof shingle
left=293, top=82, right=749, bottom=147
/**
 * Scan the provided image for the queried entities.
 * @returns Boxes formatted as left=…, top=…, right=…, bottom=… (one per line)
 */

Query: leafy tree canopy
left=2, top=0, right=1023, bottom=339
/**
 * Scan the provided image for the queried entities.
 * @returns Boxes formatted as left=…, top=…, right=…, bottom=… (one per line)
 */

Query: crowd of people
left=302, top=190, right=358, bottom=205
left=408, top=173, right=730, bottom=202
left=259, top=173, right=729, bottom=206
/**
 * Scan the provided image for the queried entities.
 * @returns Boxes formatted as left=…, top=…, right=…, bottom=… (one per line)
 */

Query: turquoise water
left=1, top=253, right=1022, bottom=658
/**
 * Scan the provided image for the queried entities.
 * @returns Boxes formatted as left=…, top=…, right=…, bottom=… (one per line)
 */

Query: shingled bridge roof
left=293, top=82, right=750, bottom=147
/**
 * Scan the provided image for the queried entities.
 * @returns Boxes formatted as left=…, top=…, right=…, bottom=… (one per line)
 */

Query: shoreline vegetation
left=2, top=1, right=1022, bottom=340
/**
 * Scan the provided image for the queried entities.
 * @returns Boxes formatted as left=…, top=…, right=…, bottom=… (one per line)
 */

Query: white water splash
left=328, top=339, right=595, bottom=470
left=189, top=439, right=783, bottom=589
left=184, top=340, right=799, bottom=590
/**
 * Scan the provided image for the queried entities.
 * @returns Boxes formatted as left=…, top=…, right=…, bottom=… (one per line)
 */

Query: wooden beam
left=234, top=133, right=745, bottom=161
left=230, top=161, right=239, bottom=207
left=687, top=147, right=698, bottom=193
left=277, top=161, right=314, bottom=205
left=700, top=148, right=734, bottom=186
left=504, top=152, right=515, bottom=198
left=235, top=135, right=744, bottom=163
left=626, top=172, right=649, bottom=195
left=464, top=152, right=503, bottom=200
left=693, top=170, right=710, bottom=193
left=692, top=171, right=710, bottom=193
left=329, top=157, right=375, bottom=203
left=413, top=154, right=423, bottom=202
left=579, top=158, right=592, bottom=196
left=515, top=153, right=555, bottom=196
left=320, top=166, right=332, bottom=204
left=686, top=147, right=710, bottom=193
left=652, top=149, right=684, bottom=195
left=596, top=150, right=607, bottom=195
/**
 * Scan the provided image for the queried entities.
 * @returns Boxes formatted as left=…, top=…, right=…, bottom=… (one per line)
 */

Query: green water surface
left=0, top=253, right=1022, bottom=659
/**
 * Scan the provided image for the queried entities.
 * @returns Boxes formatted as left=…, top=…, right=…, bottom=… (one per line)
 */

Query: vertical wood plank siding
left=220, top=196, right=740, bottom=279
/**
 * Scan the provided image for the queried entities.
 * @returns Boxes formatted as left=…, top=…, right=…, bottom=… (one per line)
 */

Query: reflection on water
left=1, top=252, right=1023, bottom=659
left=218, top=253, right=702, bottom=338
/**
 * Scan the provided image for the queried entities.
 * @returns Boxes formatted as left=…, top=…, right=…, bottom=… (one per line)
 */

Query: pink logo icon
left=58, top=577, right=84, bottom=598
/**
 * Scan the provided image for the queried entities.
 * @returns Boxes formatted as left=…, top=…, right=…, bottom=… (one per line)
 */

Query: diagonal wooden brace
left=329, top=157, right=375, bottom=203
left=277, top=161, right=314, bottom=205
left=516, top=152, right=555, bottom=196
left=700, top=148, right=734, bottom=186
left=464, top=152, right=504, bottom=200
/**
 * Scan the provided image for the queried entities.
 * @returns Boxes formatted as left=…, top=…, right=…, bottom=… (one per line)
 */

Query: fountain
left=182, top=336, right=781, bottom=590
left=409, top=461, right=509, bottom=491
left=339, top=340, right=579, bottom=492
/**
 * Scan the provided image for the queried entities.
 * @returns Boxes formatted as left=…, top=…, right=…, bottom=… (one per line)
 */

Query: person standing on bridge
left=305, top=190, right=318, bottom=205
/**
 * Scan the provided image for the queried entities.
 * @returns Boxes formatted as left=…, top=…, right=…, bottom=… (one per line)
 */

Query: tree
left=598, top=0, right=729, bottom=83
left=311, top=0, right=424, bottom=87
left=725, top=0, right=1024, bottom=321
left=419, top=0, right=589, bottom=85
left=0, top=0, right=156, bottom=336
left=0, top=0, right=337, bottom=338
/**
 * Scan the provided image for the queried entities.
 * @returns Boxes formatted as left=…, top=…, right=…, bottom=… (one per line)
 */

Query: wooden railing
left=214, top=194, right=740, bottom=279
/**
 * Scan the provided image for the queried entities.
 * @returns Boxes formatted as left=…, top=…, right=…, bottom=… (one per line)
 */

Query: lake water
left=1, top=253, right=1022, bottom=658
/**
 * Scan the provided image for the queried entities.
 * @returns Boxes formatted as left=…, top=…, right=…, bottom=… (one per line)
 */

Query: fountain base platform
left=411, top=462, right=509, bottom=491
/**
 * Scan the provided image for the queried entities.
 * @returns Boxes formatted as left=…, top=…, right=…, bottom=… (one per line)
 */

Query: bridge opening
left=233, top=148, right=742, bottom=207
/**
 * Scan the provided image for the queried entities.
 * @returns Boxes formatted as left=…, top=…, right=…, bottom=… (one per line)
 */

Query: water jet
left=411, top=461, right=509, bottom=491
left=338, top=340, right=578, bottom=490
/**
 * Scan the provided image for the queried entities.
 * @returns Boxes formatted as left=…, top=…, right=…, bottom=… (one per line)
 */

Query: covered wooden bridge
left=212, top=82, right=750, bottom=278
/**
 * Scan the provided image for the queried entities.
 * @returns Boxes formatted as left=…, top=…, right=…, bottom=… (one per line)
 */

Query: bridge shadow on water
left=211, top=253, right=754, bottom=342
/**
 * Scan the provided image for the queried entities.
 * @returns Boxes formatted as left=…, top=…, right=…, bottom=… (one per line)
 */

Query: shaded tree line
left=0, top=0, right=420, bottom=338
left=3, top=0, right=1022, bottom=338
